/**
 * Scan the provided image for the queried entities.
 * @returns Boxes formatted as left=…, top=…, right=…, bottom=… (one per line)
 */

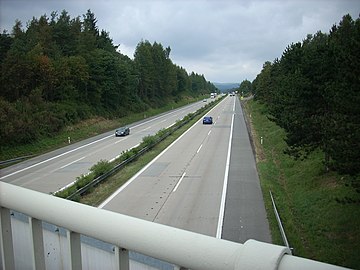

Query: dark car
left=203, top=116, right=213, bottom=124
left=115, top=127, right=130, bottom=136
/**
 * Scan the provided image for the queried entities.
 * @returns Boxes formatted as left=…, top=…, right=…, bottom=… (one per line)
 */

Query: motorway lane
left=101, top=96, right=234, bottom=237
left=222, top=97, right=271, bottom=243
left=0, top=100, right=209, bottom=193
left=153, top=101, right=234, bottom=236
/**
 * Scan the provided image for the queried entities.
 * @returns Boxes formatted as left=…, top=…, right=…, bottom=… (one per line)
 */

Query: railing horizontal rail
left=0, top=182, right=349, bottom=270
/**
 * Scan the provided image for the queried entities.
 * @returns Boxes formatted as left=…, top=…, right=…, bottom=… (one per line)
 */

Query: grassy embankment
left=243, top=99, right=359, bottom=269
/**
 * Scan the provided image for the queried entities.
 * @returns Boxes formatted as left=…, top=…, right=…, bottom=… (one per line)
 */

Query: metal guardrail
left=0, top=155, right=35, bottom=166
left=0, top=181, right=349, bottom=270
left=270, top=190, right=293, bottom=254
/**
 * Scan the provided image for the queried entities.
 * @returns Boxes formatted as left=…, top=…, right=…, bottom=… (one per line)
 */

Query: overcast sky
left=0, top=0, right=359, bottom=83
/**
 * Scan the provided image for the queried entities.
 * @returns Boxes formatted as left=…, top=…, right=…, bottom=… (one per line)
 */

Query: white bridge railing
left=0, top=182, right=347, bottom=270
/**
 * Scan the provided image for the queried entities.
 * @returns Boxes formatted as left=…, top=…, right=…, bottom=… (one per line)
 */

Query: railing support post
left=0, top=207, right=15, bottom=270
left=115, top=246, right=129, bottom=270
left=67, top=230, right=82, bottom=270
left=29, top=217, right=45, bottom=270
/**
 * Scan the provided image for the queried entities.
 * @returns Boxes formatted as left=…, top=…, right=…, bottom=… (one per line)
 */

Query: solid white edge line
left=166, top=123, right=176, bottom=129
left=109, top=142, right=139, bottom=163
left=99, top=99, right=226, bottom=209
left=173, top=172, right=186, bottom=192
left=216, top=100, right=235, bottom=239
left=54, top=171, right=92, bottom=194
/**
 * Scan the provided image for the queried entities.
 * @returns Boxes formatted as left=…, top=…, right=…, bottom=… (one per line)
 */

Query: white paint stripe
left=131, top=143, right=140, bottom=149
left=208, top=130, right=212, bottom=136
left=60, top=156, right=86, bottom=169
left=196, top=144, right=203, bottom=154
left=142, top=126, right=152, bottom=131
left=55, top=180, right=77, bottom=193
left=173, top=172, right=186, bottom=192
left=166, top=123, right=176, bottom=129
left=216, top=99, right=235, bottom=239
left=115, top=138, right=127, bottom=144
left=53, top=171, right=91, bottom=194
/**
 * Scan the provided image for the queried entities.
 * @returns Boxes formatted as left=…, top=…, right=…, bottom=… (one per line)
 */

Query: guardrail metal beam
left=270, top=190, right=292, bottom=254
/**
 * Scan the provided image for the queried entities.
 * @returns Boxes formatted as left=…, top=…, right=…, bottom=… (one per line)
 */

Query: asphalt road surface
left=100, top=96, right=271, bottom=243
left=1, top=95, right=271, bottom=243
left=0, top=100, right=209, bottom=194
left=222, top=97, right=271, bottom=243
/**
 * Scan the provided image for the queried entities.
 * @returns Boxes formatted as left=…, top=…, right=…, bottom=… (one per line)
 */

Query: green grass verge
left=243, top=99, right=360, bottom=269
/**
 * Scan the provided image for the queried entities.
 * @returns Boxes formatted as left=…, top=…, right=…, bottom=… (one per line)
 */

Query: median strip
left=54, top=97, right=225, bottom=202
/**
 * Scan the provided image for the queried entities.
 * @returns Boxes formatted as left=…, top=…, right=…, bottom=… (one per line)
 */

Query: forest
left=251, top=14, right=360, bottom=176
left=0, top=10, right=217, bottom=147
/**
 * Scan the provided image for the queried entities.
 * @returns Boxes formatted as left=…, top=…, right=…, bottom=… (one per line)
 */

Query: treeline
left=252, top=14, right=360, bottom=176
left=0, top=9, right=217, bottom=146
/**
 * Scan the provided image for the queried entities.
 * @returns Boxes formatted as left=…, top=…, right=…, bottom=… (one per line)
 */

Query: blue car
left=203, top=116, right=213, bottom=124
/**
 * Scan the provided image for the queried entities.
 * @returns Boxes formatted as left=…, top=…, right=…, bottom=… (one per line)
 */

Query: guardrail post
left=67, top=230, right=82, bottom=270
left=29, top=217, right=45, bottom=270
left=0, top=207, right=15, bottom=270
left=115, top=246, right=129, bottom=270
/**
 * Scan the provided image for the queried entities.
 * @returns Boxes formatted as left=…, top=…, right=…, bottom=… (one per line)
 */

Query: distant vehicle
left=203, top=116, right=213, bottom=125
left=210, top=92, right=217, bottom=98
left=203, top=99, right=207, bottom=102
left=115, top=127, right=130, bottom=136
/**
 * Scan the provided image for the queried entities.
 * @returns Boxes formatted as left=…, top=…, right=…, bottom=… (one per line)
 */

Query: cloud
left=0, top=0, right=359, bottom=83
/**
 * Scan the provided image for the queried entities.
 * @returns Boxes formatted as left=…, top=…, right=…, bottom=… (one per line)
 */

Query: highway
left=100, top=96, right=271, bottom=242
left=0, top=100, right=208, bottom=194
left=1, top=95, right=271, bottom=243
